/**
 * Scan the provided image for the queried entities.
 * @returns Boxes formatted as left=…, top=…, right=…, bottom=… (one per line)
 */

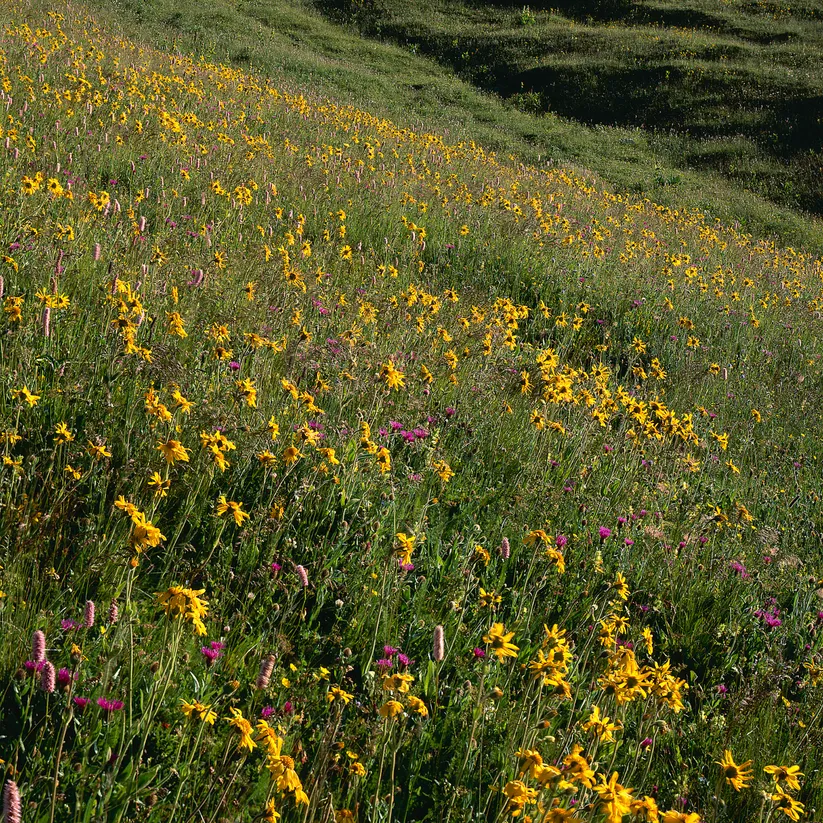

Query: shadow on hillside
left=503, top=63, right=823, bottom=152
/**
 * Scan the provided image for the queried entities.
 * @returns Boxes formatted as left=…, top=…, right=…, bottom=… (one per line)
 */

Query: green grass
left=80, top=0, right=823, bottom=252
left=1, top=0, right=823, bottom=821
left=312, top=0, right=823, bottom=238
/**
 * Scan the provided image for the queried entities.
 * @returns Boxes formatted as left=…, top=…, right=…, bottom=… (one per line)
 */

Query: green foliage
left=0, top=1, right=822, bottom=822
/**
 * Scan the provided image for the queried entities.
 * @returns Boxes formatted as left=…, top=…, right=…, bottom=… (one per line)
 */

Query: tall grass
left=0, top=2, right=822, bottom=822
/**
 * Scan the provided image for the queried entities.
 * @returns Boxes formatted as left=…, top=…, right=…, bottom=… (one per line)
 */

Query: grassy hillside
left=309, top=0, right=823, bottom=232
left=66, top=0, right=823, bottom=252
left=1, top=1, right=823, bottom=822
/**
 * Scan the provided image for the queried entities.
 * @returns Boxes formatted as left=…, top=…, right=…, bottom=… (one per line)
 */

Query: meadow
left=0, top=1, right=823, bottom=822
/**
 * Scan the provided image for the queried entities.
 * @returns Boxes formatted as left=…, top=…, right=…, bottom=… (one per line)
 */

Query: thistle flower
left=57, top=668, right=77, bottom=690
left=83, top=600, right=96, bottom=629
left=2, top=780, right=21, bottom=823
left=257, top=654, right=276, bottom=689
left=433, top=625, right=445, bottom=661
left=72, top=696, right=91, bottom=712
left=97, top=697, right=125, bottom=714
left=40, top=661, right=56, bottom=693
left=32, top=629, right=46, bottom=662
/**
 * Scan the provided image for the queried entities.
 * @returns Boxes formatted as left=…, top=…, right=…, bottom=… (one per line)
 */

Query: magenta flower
left=97, top=697, right=125, bottom=713
left=472, top=647, right=486, bottom=658
left=57, top=668, right=77, bottom=689
left=598, top=527, right=611, bottom=540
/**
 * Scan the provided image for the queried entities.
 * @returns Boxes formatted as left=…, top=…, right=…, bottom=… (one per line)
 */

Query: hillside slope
left=0, top=1, right=822, bottom=822
left=310, top=0, right=823, bottom=235
left=77, top=0, right=823, bottom=251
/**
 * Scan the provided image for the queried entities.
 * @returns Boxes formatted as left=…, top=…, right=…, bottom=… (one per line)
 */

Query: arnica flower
left=716, top=749, right=753, bottom=791
left=216, top=495, right=250, bottom=526
left=378, top=700, right=404, bottom=718
left=482, top=622, right=519, bottom=662
left=764, top=764, right=803, bottom=792
left=661, top=812, right=701, bottom=823
left=226, top=707, right=256, bottom=752
left=156, top=586, right=209, bottom=635
left=2, top=779, right=21, bottom=823
left=770, top=789, right=805, bottom=821
left=326, top=686, right=354, bottom=704
left=181, top=700, right=217, bottom=725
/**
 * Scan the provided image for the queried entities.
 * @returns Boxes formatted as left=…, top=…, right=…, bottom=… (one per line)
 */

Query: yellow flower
left=395, top=532, right=416, bottom=565
left=283, top=445, right=303, bottom=465
left=157, top=438, right=190, bottom=464
left=716, top=749, right=753, bottom=791
left=433, top=460, right=454, bottom=483
left=156, top=585, right=209, bottom=635
left=326, top=686, right=354, bottom=704
left=593, top=772, right=634, bottom=823
left=12, top=386, right=40, bottom=407
left=406, top=695, right=428, bottom=717
left=770, top=789, right=805, bottom=821
left=764, top=764, right=803, bottom=792
left=87, top=441, right=112, bottom=459
left=580, top=705, right=622, bottom=743
left=378, top=700, right=404, bottom=718
left=225, top=707, right=256, bottom=752
left=662, top=813, right=701, bottom=823
left=613, top=572, right=630, bottom=600
left=502, top=780, right=537, bottom=817
left=54, top=422, right=74, bottom=445
left=148, top=471, right=171, bottom=497
left=483, top=622, right=519, bottom=662
left=216, top=495, right=250, bottom=526
left=236, top=378, right=257, bottom=407
left=380, top=360, right=406, bottom=391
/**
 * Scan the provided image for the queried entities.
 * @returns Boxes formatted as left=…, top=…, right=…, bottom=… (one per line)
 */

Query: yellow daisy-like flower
left=482, top=622, right=519, bottom=662
left=716, top=749, right=753, bottom=791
